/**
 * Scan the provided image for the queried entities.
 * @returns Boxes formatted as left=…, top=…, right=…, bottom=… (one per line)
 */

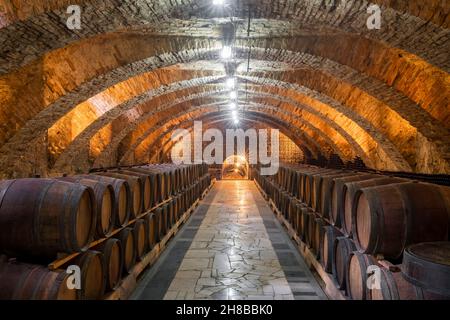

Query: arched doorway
left=222, top=155, right=249, bottom=180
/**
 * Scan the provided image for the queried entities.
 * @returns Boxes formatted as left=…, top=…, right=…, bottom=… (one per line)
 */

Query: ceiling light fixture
left=229, top=102, right=236, bottom=109
left=221, top=46, right=232, bottom=59
left=229, top=91, right=237, bottom=99
left=226, top=77, right=236, bottom=89
left=233, top=118, right=239, bottom=125
left=213, top=0, right=225, bottom=5
left=232, top=110, right=237, bottom=117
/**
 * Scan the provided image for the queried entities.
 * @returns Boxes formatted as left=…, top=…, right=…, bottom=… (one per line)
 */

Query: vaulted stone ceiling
left=0, top=0, right=449, bottom=178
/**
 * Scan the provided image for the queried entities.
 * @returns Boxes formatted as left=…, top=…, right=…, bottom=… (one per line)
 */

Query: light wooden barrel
left=94, top=238, right=123, bottom=292
left=0, top=179, right=95, bottom=258
left=82, top=174, right=131, bottom=228
left=341, top=177, right=408, bottom=236
left=353, top=182, right=450, bottom=259
left=115, top=228, right=136, bottom=275
left=95, top=172, right=143, bottom=218
left=0, top=260, right=77, bottom=300
left=58, top=176, right=115, bottom=238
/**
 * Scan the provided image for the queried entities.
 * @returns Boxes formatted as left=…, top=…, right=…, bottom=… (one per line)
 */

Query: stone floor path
left=132, top=180, right=326, bottom=300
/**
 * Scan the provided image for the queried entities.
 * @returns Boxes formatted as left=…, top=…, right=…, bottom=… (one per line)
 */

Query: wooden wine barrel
left=154, top=207, right=164, bottom=241
left=342, top=177, right=409, bottom=237
left=82, top=174, right=131, bottom=228
left=0, top=179, right=95, bottom=258
left=354, top=183, right=450, bottom=259
left=318, top=172, right=358, bottom=219
left=172, top=169, right=180, bottom=194
left=300, top=208, right=315, bottom=243
left=133, top=219, right=147, bottom=261
left=311, top=170, right=340, bottom=212
left=95, top=172, right=143, bottom=218
left=175, top=195, right=182, bottom=221
left=402, top=242, right=450, bottom=297
left=371, top=267, right=422, bottom=300
left=73, top=250, right=105, bottom=300
left=168, top=200, right=175, bottom=228
left=332, top=237, right=357, bottom=290
left=115, top=228, right=136, bottom=275
left=114, top=169, right=152, bottom=212
left=306, top=215, right=316, bottom=250
left=292, top=203, right=304, bottom=233
left=161, top=203, right=170, bottom=235
left=144, top=213, right=158, bottom=250
left=346, top=252, right=379, bottom=300
left=287, top=197, right=296, bottom=223
left=304, top=169, right=336, bottom=207
left=297, top=168, right=320, bottom=202
left=58, top=176, right=115, bottom=238
left=0, top=261, right=77, bottom=300
left=312, top=218, right=326, bottom=260
left=125, top=168, right=159, bottom=207
left=321, top=226, right=343, bottom=273
left=94, top=238, right=122, bottom=292
left=330, top=174, right=379, bottom=227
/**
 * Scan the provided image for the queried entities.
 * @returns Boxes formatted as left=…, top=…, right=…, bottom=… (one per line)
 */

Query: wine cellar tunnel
left=0, top=0, right=449, bottom=301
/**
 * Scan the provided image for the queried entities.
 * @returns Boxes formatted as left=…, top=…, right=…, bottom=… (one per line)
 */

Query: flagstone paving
left=132, top=180, right=326, bottom=300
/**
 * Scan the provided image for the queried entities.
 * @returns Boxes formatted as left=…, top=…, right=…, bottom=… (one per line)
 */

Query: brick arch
left=149, top=115, right=315, bottom=164
left=53, top=79, right=401, bottom=174
left=0, top=33, right=447, bottom=153
left=135, top=111, right=329, bottom=166
left=0, top=35, right=447, bottom=176
left=89, top=103, right=335, bottom=170
left=112, top=91, right=390, bottom=170
left=0, top=0, right=447, bottom=73
left=113, top=101, right=364, bottom=169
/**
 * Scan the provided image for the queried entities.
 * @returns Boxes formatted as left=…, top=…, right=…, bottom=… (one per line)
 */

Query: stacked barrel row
left=253, top=164, right=450, bottom=300
left=0, top=163, right=211, bottom=300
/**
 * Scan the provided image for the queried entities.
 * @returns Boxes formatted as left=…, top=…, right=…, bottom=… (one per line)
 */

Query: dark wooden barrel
left=354, top=183, right=450, bottom=259
left=292, top=203, right=304, bottom=233
left=291, top=171, right=300, bottom=198
left=95, top=172, right=143, bottom=218
left=332, top=237, right=356, bottom=291
left=312, top=218, right=326, bottom=260
left=287, top=197, right=296, bottom=222
left=161, top=204, right=170, bottom=235
left=304, top=169, right=336, bottom=207
left=342, top=177, right=409, bottom=237
left=330, top=174, right=380, bottom=227
left=94, top=238, right=122, bottom=292
left=371, top=267, right=422, bottom=300
left=310, top=170, right=340, bottom=212
left=58, top=176, right=115, bottom=238
left=73, top=250, right=105, bottom=300
left=297, top=168, right=320, bottom=202
left=0, top=179, right=95, bottom=258
left=114, top=169, right=152, bottom=212
left=115, top=228, right=136, bottom=275
left=82, top=174, right=131, bottom=228
left=318, top=173, right=358, bottom=220
left=306, top=215, right=316, bottom=250
left=144, top=213, right=158, bottom=250
left=133, top=219, right=147, bottom=261
left=0, top=260, right=77, bottom=300
left=143, top=168, right=167, bottom=202
left=125, top=168, right=159, bottom=207
left=299, top=207, right=314, bottom=242
left=174, top=195, right=181, bottom=221
left=402, top=242, right=450, bottom=297
left=167, top=200, right=175, bottom=229
left=346, top=252, right=379, bottom=300
left=321, top=226, right=343, bottom=273
left=154, top=207, right=164, bottom=241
